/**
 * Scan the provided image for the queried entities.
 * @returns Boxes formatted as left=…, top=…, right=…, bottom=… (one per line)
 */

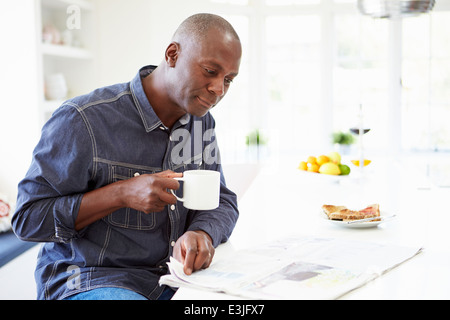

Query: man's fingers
left=185, top=239, right=215, bottom=275
left=183, top=242, right=198, bottom=275
left=172, top=231, right=214, bottom=275
left=195, top=244, right=214, bottom=270
left=155, top=170, right=183, bottom=179
left=158, top=188, right=177, bottom=205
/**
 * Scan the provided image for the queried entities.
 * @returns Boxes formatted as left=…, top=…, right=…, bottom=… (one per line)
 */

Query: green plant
left=332, top=131, right=355, bottom=145
left=245, top=129, right=267, bottom=146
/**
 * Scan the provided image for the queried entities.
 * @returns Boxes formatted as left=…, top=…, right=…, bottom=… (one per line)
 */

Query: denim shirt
left=12, top=66, right=239, bottom=300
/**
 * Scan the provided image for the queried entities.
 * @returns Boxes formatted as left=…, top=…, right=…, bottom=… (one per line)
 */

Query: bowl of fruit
left=297, top=152, right=351, bottom=182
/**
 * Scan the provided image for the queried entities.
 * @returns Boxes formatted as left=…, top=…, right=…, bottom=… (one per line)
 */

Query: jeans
left=64, top=287, right=176, bottom=300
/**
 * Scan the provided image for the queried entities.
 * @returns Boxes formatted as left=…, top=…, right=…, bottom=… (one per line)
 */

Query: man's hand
left=173, top=230, right=215, bottom=275
left=121, top=170, right=182, bottom=213
left=76, top=170, right=182, bottom=230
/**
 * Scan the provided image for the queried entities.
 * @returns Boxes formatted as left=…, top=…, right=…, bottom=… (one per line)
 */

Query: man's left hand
left=173, top=230, right=215, bottom=275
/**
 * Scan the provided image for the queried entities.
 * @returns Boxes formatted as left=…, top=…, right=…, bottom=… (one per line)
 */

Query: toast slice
left=322, top=204, right=380, bottom=222
left=322, top=205, right=346, bottom=217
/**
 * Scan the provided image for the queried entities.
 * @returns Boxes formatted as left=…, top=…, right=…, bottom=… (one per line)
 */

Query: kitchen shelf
left=37, top=0, right=97, bottom=125
left=41, top=43, right=93, bottom=60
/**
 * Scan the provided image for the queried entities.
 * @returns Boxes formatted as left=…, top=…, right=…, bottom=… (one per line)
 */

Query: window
left=207, top=0, right=450, bottom=165
left=333, top=14, right=389, bottom=151
left=402, top=12, right=450, bottom=151
left=265, top=15, right=322, bottom=154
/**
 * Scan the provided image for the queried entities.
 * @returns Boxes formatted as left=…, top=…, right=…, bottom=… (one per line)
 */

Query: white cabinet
left=37, top=0, right=97, bottom=125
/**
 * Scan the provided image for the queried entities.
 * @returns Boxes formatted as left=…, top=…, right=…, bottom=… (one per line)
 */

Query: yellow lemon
left=319, top=162, right=341, bottom=175
left=317, top=155, right=330, bottom=166
left=307, top=163, right=320, bottom=173
left=298, top=161, right=308, bottom=171
left=328, top=152, right=341, bottom=164
left=307, top=156, right=317, bottom=165
left=351, top=159, right=372, bottom=167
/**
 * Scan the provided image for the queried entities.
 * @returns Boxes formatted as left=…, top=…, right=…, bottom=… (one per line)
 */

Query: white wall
left=0, top=1, right=41, bottom=202
left=95, top=0, right=226, bottom=86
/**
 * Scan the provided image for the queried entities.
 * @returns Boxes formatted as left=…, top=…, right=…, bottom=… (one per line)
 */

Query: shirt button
left=159, top=126, right=165, bottom=130
left=170, top=204, right=175, bottom=211
left=171, top=241, right=176, bottom=247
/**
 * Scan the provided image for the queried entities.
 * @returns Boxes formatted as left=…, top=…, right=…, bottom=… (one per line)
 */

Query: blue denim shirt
left=12, top=66, right=239, bottom=300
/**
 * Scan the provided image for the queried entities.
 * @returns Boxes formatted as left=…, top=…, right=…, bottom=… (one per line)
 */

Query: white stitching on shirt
left=94, top=157, right=161, bottom=172
left=77, top=91, right=131, bottom=112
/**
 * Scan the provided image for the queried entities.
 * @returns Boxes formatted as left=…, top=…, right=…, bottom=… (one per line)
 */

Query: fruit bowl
left=297, top=152, right=351, bottom=182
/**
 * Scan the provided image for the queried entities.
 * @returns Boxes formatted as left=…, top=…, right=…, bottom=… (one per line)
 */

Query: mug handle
left=170, top=177, right=184, bottom=202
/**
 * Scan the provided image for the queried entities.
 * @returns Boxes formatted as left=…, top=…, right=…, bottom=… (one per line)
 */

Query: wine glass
left=350, top=105, right=370, bottom=170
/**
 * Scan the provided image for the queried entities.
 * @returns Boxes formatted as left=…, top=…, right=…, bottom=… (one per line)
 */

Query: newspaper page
left=159, top=236, right=422, bottom=299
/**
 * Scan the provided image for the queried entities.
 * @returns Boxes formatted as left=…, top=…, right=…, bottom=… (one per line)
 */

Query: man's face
left=168, top=28, right=242, bottom=117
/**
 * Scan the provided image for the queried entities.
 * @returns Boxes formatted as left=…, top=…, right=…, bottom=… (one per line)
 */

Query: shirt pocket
left=106, top=164, right=160, bottom=230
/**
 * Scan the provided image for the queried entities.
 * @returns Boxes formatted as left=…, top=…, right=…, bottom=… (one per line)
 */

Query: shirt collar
left=130, top=66, right=162, bottom=133
left=178, top=113, right=191, bottom=125
left=131, top=66, right=192, bottom=133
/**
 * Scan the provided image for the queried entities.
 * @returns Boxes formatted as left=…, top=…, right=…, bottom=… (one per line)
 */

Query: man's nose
left=208, top=78, right=225, bottom=97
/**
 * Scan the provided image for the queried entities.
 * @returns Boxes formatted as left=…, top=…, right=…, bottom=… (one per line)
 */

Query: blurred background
left=1, top=0, right=450, bottom=202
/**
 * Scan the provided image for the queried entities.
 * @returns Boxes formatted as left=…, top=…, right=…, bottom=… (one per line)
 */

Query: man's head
left=163, top=13, right=242, bottom=118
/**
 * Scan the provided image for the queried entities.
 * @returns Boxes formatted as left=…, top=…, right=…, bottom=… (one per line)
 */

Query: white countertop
left=174, top=156, right=450, bottom=300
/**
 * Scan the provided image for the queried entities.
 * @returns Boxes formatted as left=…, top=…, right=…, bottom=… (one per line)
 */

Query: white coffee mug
left=170, top=170, right=220, bottom=210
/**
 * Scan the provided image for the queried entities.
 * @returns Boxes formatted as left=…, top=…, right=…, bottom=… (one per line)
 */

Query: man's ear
left=165, top=42, right=180, bottom=67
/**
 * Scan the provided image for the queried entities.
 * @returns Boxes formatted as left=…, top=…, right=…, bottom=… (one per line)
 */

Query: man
left=12, top=13, right=241, bottom=300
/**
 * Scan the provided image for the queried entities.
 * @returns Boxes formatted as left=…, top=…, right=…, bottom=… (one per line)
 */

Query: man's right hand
left=75, top=170, right=182, bottom=230
left=121, top=170, right=182, bottom=213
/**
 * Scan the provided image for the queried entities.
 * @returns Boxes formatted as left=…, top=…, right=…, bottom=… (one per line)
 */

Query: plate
left=320, top=211, right=394, bottom=229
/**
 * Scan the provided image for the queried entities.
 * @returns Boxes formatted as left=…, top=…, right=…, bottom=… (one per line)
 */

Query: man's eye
left=225, top=78, right=233, bottom=85
left=205, top=68, right=216, bottom=75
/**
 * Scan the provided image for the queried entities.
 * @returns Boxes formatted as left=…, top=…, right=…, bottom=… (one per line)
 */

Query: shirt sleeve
left=12, top=104, right=94, bottom=243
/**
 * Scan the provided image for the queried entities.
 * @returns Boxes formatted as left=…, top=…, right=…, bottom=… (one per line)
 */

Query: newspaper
left=159, top=236, right=423, bottom=299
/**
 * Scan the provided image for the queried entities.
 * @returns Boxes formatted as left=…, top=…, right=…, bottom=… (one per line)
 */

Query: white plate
left=320, top=211, right=394, bottom=229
